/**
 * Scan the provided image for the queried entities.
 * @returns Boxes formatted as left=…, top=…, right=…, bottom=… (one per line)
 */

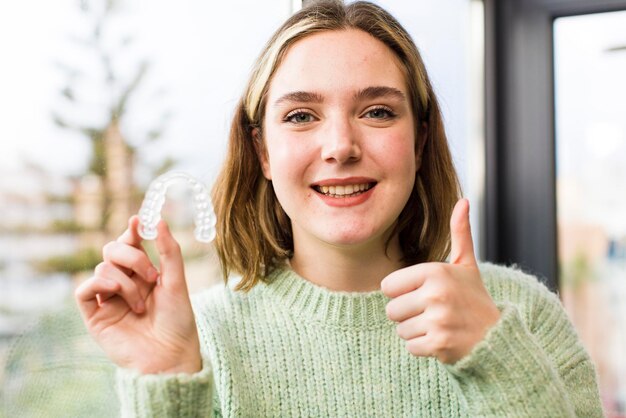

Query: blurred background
left=0, top=0, right=624, bottom=416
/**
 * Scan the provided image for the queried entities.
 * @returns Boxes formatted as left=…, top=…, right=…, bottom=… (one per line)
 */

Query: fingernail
left=147, top=266, right=159, bottom=282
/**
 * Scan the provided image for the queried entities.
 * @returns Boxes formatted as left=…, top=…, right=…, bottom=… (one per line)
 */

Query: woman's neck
left=289, top=236, right=405, bottom=292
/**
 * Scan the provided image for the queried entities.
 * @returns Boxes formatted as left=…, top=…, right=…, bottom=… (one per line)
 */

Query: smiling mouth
left=312, top=182, right=376, bottom=198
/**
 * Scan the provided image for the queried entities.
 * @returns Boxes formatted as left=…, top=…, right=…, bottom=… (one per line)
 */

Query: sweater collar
left=261, top=267, right=392, bottom=329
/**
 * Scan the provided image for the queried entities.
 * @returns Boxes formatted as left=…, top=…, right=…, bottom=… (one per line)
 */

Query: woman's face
left=260, top=29, right=419, bottom=256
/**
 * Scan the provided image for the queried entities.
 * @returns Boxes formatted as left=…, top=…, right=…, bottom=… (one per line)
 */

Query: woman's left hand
left=381, top=199, right=500, bottom=364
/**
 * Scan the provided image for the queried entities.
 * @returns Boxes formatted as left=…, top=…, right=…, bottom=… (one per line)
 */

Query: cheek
left=265, top=134, right=316, bottom=189
left=372, top=132, right=418, bottom=174
left=268, top=145, right=306, bottom=180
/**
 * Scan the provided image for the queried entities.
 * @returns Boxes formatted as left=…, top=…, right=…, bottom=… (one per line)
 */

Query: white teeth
left=316, top=183, right=372, bottom=196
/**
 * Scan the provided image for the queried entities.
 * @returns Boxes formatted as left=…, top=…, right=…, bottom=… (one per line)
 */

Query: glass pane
left=555, top=11, right=626, bottom=417
left=0, top=1, right=294, bottom=412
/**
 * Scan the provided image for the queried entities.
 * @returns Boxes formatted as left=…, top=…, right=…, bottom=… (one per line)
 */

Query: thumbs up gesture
left=381, top=199, right=500, bottom=364
left=74, top=216, right=202, bottom=375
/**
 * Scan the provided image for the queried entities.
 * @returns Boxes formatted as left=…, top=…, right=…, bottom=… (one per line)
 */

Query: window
left=555, top=11, right=626, bottom=415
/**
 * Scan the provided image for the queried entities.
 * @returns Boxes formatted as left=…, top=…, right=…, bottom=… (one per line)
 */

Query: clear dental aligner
left=138, top=171, right=216, bottom=243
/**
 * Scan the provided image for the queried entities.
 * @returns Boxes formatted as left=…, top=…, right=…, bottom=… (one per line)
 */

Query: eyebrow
left=272, top=86, right=406, bottom=107
left=353, top=86, right=406, bottom=102
left=273, top=91, right=324, bottom=107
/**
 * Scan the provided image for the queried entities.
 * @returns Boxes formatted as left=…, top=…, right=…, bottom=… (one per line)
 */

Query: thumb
left=449, top=198, right=477, bottom=266
left=155, top=220, right=188, bottom=291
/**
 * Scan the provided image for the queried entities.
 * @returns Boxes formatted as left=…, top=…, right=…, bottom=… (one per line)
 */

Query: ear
left=252, top=128, right=272, bottom=180
left=415, top=122, right=428, bottom=171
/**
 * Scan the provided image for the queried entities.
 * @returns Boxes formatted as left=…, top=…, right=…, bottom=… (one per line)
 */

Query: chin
left=322, top=228, right=387, bottom=248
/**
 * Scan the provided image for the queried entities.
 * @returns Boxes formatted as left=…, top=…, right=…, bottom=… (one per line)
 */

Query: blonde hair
left=213, top=0, right=461, bottom=291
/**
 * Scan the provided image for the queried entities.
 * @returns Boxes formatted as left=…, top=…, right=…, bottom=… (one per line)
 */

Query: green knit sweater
left=116, top=263, right=604, bottom=417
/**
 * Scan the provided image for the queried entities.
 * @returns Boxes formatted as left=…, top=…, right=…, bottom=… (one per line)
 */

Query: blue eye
left=285, top=111, right=314, bottom=124
left=365, top=107, right=395, bottom=119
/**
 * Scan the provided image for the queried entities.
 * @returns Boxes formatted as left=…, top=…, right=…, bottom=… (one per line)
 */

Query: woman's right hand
left=75, top=215, right=202, bottom=375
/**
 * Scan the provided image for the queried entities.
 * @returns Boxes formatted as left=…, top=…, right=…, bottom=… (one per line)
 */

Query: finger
left=449, top=198, right=477, bottom=266
left=380, top=264, right=428, bottom=298
left=102, top=241, right=159, bottom=283
left=99, top=262, right=147, bottom=310
left=114, top=216, right=150, bottom=278
left=75, top=275, right=120, bottom=319
left=405, top=335, right=432, bottom=358
left=96, top=262, right=147, bottom=313
left=385, top=289, right=426, bottom=322
left=154, top=220, right=187, bottom=291
left=117, top=215, right=144, bottom=249
left=396, top=315, right=427, bottom=341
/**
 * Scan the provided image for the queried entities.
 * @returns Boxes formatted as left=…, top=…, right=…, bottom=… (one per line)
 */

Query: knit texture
left=116, top=263, right=604, bottom=417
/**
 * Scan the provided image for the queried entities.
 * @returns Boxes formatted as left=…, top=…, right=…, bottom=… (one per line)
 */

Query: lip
left=311, top=177, right=377, bottom=187
left=311, top=177, right=377, bottom=208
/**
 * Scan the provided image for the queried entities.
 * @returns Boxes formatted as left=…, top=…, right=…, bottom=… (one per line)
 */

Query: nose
left=320, top=117, right=362, bottom=164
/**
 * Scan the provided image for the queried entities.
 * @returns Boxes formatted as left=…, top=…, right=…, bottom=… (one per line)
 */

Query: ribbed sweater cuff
left=116, top=357, right=213, bottom=418
left=444, top=303, right=575, bottom=417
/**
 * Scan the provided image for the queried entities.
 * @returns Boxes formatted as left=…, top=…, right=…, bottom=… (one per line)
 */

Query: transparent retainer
left=138, top=171, right=216, bottom=243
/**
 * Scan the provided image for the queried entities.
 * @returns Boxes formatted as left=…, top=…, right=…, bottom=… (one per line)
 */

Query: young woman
left=75, top=1, right=604, bottom=416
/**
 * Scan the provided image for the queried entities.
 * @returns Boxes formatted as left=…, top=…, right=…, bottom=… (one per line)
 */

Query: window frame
left=483, top=0, right=626, bottom=291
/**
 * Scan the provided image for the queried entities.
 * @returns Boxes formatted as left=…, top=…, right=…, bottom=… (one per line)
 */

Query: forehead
left=267, top=29, right=407, bottom=101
